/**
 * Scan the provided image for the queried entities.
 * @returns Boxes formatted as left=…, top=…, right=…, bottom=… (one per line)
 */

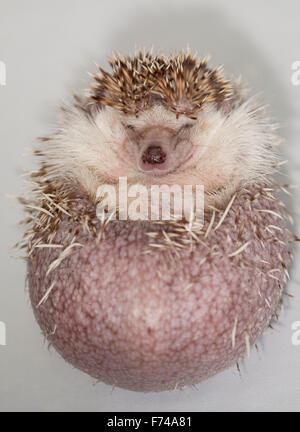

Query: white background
left=0, top=0, right=300, bottom=412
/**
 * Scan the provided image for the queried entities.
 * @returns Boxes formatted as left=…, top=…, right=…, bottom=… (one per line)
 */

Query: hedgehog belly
left=27, top=187, right=290, bottom=392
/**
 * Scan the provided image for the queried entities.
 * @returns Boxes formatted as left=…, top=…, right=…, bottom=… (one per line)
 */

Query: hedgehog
left=19, top=50, right=295, bottom=392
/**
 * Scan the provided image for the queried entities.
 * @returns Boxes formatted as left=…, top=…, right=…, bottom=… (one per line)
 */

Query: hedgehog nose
left=142, top=146, right=166, bottom=165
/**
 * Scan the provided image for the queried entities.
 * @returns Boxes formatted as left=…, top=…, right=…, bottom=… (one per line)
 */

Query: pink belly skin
left=28, top=187, right=291, bottom=392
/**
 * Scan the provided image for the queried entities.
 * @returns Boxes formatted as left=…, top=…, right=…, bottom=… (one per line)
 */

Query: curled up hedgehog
left=19, top=50, right=295, bottom=392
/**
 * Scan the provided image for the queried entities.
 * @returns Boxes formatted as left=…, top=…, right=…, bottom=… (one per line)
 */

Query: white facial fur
left=41, top=87, right=280, bottom=210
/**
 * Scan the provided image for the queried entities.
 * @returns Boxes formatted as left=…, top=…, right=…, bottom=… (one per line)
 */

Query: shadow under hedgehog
left=20, top=50, right=294, bottom=392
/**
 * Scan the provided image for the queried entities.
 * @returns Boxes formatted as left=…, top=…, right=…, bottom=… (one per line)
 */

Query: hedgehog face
left=123, top=105, right=194, bottom=175
left=91, top=103, right=195, bottom=179
left=88, top=99, right=249, bottom=199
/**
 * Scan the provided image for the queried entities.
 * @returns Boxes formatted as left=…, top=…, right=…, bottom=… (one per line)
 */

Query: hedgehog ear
left=218, top=95, right=243, bottom=116
left=218, top=81, right=249, bottom=115
left=219, top=99, right=233, bottom=115
left=87, top=102, right=103, bottom=118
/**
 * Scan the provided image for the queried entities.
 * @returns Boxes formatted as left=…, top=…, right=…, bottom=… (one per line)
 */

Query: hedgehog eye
left=183, top=123, right=194, bottom=129
left=178, top=123, right=194, bottom=134
left=125, top=124, right=135, bottom=131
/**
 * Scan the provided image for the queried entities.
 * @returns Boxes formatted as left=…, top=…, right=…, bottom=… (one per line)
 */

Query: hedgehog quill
left=19, top=50, right=294, bottom=392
